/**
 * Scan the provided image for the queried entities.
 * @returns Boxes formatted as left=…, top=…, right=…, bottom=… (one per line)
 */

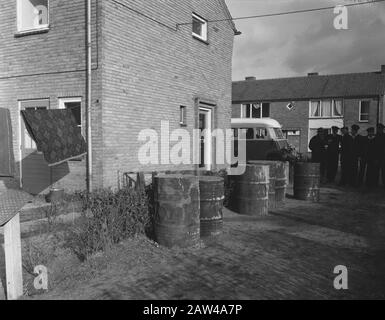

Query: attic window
left=192, top=13, right=208, bottom=42
left=17, top=0, right=49, bottom=33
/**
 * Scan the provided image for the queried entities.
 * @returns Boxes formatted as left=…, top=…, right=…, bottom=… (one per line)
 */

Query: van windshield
left=274, top=128, right=285, bottom=139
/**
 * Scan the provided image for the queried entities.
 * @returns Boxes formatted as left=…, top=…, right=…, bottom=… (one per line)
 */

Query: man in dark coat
left=375, top=123, right=385, bottom=188
left=365, top=127, right=378, bottom=187
left=339, top=126, right=353, bottom=186
left=326, top=126, right=342, bottom=183
left=309, top=128, right=327, bottom=180
left=351, top=124, right=365, bottom=186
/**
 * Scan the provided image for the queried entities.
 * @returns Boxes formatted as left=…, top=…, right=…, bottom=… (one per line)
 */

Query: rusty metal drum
left=293, top=162, right=320, bottom=202
left=198, top=176, right=224, bottom=238
left=274, top=161, right=288, bottom=205
left=154, top=174, right=200, bottom=248
left=232, top=164, right=270, bottom=216
left=248, top=161, right=276, bottom=209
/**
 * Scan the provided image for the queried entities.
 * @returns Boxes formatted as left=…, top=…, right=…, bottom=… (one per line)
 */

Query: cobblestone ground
left=35, top=185, right=385, bottom=300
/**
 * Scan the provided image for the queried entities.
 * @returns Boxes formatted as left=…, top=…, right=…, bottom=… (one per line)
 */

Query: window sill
left=192, top=35, right=209, bottom=45
left=15, top=27, right=50, bottom=38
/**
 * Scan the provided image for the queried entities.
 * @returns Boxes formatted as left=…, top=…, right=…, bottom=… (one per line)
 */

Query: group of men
left=309, top=123, right=385, bottom=188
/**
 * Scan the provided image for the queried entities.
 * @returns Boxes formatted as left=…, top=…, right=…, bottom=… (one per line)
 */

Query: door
left=198, top=108, right=212, bottom=170
left=19, top=99, right=50, bottom=195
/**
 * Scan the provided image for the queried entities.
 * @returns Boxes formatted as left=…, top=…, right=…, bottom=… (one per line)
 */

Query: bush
left=65, top=187, right=150, bottom=261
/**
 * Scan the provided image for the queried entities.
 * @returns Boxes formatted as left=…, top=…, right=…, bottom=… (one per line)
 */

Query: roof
left=219, top=0, right=240, bottom=35
left=231, top=118, right=282, bottom=129
left=232, top=71, right=385, bottom=103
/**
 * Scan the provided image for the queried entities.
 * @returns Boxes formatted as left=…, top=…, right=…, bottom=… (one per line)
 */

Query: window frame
left=240, top=103, right=270, bottom=119
left=16, top=0, right=50, bottom=34
left=309, top=99, right=344, bottom=119
left=180, top=105, right=187, bottom=126
left=359, top=100, right=370, bottom=123
left=192, top=13, right=208, bottom=42
left=58, top=97, right=82, bottom=130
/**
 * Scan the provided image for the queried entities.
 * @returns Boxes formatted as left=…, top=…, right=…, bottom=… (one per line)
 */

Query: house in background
left=232, top=67, right=385, bottom=154
left=0, top=0, right=239, bottom=195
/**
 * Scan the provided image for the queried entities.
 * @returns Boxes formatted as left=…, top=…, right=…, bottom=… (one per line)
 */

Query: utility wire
left=177, top=0, right=385, bottom=26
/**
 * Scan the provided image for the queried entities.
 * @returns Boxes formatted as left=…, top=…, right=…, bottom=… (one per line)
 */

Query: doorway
left=198, top=107, right=212, bottom=170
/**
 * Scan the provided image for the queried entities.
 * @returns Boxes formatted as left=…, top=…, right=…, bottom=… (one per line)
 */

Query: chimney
left=245, top=76, right=256, bottom=81
left=381, top=65, right=385, bottom=74
left=308, top=72, right=319, bottom=76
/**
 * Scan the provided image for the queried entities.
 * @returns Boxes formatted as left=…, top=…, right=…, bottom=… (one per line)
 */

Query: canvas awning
left=0, top=108, right=15, bottom=177
left=21, top=109, right=87, bottom=167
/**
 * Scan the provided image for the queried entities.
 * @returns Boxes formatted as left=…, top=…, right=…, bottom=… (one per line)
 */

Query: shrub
left=65, top=187, right=150, bottom=261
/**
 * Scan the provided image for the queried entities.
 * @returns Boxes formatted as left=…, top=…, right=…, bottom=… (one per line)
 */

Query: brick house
left=232, top=68, right=385, bottom=154
left=0, top=0, right=238, bottom=195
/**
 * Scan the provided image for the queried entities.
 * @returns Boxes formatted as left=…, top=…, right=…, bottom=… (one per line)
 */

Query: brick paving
left=32, top=185, right=385, bottom=300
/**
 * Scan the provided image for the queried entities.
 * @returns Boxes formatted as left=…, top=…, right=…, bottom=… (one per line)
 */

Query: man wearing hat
left=365, top=127, right=378, bottom=187
left=375, top=123, right=385, bottom=188
left=351, top=124, right=365, bottom=186
left=340, top=126, right=353, bottom=186
left=309, top=128, right=327, bottom=180
left=326, top=126, right=342, bottom=183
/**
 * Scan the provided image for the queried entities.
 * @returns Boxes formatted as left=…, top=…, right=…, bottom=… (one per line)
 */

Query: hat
left=377, top=123, right=385, bottom=128
left=317, top=127, right=324, bottom=133
left=351, top=124, right=360, bottom=131
left=331, top=126, right=339, bottom=131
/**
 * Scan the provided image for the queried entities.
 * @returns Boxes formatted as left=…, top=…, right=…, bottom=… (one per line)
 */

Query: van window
left=274, top=128, right=285, bottom=139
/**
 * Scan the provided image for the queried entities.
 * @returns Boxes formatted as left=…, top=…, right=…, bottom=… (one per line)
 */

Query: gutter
left=86, top=0, right=93, bottom=192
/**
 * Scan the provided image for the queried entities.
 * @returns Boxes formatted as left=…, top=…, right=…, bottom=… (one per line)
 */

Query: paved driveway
left=34, top=186, right=385, bottom=300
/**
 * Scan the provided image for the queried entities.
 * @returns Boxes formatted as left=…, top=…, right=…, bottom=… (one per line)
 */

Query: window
left=359, top=100, right=370, bottom=122
left=59, top=98, right=82, bottom=133
left=333, top=100, right=343, bottom=117
left=286, top=102, right=295, bottom=111
left=241, top=103, right=270, bottom=119
left=180, top=106, right=187, bottom=126
left=192, top=13, right=208, bottom=42
left=17, top=0, right=49, bottom=33
left=310, top=99, right=344, bottom=118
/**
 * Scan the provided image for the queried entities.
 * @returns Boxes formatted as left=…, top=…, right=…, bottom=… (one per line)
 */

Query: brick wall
left=100, top=0, right=235, bottom=188
left=0, top=0, right=102, bottom=193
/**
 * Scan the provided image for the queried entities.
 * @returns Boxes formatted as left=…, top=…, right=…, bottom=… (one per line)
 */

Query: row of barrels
left=152, top=161, right=320, bottom=248
left=153, top=174, right=224, bottom=248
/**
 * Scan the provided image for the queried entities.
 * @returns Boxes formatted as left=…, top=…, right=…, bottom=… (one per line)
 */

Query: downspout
left=86, top=0, right=93, bottom=192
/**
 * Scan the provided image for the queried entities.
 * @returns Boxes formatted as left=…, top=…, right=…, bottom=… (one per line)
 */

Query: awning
left=21, top=109, right=87, bottom=167
left=0, top=108, right=15, bottom=177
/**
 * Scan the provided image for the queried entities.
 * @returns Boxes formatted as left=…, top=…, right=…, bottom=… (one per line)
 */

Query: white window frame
left=180, top=105, right=187, bottom=126
left=240, top=103, right=270, bottom=119
left=359, top=100, right=370, bottom=123
left=309, top=99, right=344, bottom=119
left=59, top=97, right=82, bottom=129
left=192, top=13, right=208, bottom=42
left=17, top=0, right=50, bottom=33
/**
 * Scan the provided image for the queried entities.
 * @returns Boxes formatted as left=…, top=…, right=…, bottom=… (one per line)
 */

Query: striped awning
left=21, top=109, right=87, bottom=167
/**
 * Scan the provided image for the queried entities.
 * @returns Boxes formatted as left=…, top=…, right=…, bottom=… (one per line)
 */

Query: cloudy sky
left=225, top=0, right=385, bottom=80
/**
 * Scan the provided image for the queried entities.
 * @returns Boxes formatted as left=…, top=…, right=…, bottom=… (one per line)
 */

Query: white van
left=231, top=118, right=289, bottom=160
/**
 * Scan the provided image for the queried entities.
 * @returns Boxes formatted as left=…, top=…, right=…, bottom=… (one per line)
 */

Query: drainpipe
left=86, top=0, right=93, bottom=192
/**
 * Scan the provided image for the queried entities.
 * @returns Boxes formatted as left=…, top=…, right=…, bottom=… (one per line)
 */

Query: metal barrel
left=232, top=164, right=269, bottom=216
left=154, top=174, right=200, bottom=248
left=248, top=161, right=276, bottom=209
left=198, top=176, right=225, bottom=238
left=274, top=161, right=288, bottom=205
left=293, top=162, right=320, bottom=202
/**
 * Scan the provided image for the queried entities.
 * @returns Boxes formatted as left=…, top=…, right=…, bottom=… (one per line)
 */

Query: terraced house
left=232, top=68, right=385, bottom=154
left=0, top=0, right=239, bottom=195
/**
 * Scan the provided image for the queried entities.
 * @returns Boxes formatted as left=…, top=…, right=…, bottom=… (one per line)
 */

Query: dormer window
left=17, top=0, right=49, bottom=33
left=192, top=13, right=208, bottom=42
